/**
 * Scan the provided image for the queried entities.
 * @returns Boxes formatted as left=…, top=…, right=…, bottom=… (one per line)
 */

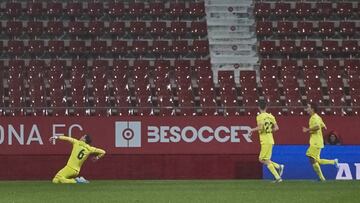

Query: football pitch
left=0, top=180, right=359, bottom=203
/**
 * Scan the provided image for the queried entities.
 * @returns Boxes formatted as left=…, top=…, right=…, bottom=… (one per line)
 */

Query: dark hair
left=84, top=135, right=92, bottom=144
left=309, top=102, right=318, bottom=113
left=258, top=101, right=267, bottom=111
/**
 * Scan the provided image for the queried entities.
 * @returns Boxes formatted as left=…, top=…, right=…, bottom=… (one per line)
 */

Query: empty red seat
left=27, top=21, right=44, bottom=38
left=189, top=2, right=205, bottom=17
left=256, top=21, right=273, bottom=37
left=277, top=21, right=293, bottom=36
left=5, top=2, right=22, bottom=18
left=46, top=21, right=64, bottom=36
left=151, top=40, right=169, bottom=56
left=339, top=22, right=356, bottom=36
left=6, top=21, right=23, bottom=37
left=279, top=40, right=296, bottom=56
left=170, top=21, right=187, bottom=37
left=48, top=40, right=65, bottom=57
left=190, top=21, right=207, bottom=36
left=318, top=21, right=335, bottom=37
left=274, top=2, right=291, bottom=17
left=342, top=40, right=359, bottom=54
left=254, top=2, right=271, bottom=18
left=65, top=2, right=82, bottom=18
left=259, top=40, right=276, bottom=56
left=129, top=2, right=145, bottom=17
left=108, top=2, right=126, bottom=18
left=68, top=40, right=87, bottom=56
left=88, top=21, right=105, bottom=37
left=110, top=40, right=128, bottom=55
left=336, top=2, right=353, bottom=17
left=316, top=2, right=333, bottom=17
left=172, top=40, right=188, bottom=56
left=7, top=40, right=24, bottom=56
left=131, top=41, right=148, bottom=56
left=322, top=40, right=339, bottom=55
left=295, top=2, right=312, bottom=17
left=149, top=2, right=165, bottom=17
left=87, top=2, right=104, bottom=18
left=46, top=2, right=63, bottom=18
left=90, top=40, right=107, bottom=56
left=299, top=40, right=316, bottom=56
left=149, top=21, right=167, bottom=37
left=169, top=2, right=186, bottom=17
left=28, top=40, right=45, bottom=56
left=192, top=40, right=209, bottom=56
left=68, top=21, right=85, bottom=37
left=297, top=21, right=314, bottom=36
left=130, top=21, right=146, bottom=36
left=109, top=22, right=125, bottom=37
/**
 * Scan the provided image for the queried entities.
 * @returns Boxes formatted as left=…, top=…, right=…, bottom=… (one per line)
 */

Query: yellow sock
left=271, top=161, right=280, bottom=169
left=312, top=163, right=325, bottom=181
left=267, top=163, right=280, bottom=180
left=318, top=159, right=335, bottom=165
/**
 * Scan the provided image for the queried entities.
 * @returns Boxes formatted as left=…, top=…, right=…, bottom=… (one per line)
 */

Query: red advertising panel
left=0, top=116, right=359, bottom=155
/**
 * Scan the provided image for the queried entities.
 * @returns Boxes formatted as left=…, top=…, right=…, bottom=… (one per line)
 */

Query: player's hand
left=92, top=156, right=99, bottom=162
left=49, top=136, right=58, bottom=143
left=302, top=127, right=308, bottom=133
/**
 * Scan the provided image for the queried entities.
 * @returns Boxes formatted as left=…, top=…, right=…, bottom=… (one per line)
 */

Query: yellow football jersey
left=308, top=113, right=326, bottom=148
left=59, top=136, right=106, bottom=171
left=256, top=112, right=277, bottom=145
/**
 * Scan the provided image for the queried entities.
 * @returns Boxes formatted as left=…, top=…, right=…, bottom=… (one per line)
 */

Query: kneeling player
left=49, top=134, right=106, bottom=184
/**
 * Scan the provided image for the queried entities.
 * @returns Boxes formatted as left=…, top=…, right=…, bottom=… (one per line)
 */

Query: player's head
left=306, top=102, right=318, bottom=115
left=81, top=134, right=92, bottom=144
left=258, top=101, right=267, bottom=112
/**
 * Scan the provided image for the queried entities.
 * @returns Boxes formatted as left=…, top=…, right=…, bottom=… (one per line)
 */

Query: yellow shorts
left=259, top=144, right=273, bottom=160
left=52, top=165, right=79, bottom=184
left=306, top=145, right=321, bottom=161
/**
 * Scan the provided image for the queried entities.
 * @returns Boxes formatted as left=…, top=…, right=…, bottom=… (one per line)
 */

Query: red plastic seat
left=172, top=40, right=188, bottom=56
left=27, top=21, right=44, bottom=38
left=28, top=40, right=45, bottom=56
left=318, top=21, right=335, bottom=37
left=259, top=40, right=276, bottom=56
left=190, top=21, right=207, bottom=36
left=46, top=21, right=64, bottom=36
left=5, top=2, right=22, bottom=18
left=128, top=2, right=145, bottom=17
left=26, top=2, right=43, bottom=18
left=322, top=40, right=339, bottom=56
left=192, top=40, right=209, bottom=56
left=254, top=2, right=271, bottom=18
left=151, top=40, right=169, bottom=57
left=169, top=2, right=186, bottom=18
left=274, top=2, right=291, bottom=17
left=189, top=2, right=205, bottom=17
left=88, top=21, right=105, bottom=37
left=277, top=21, right=293, bottom=36
left=339, top=22, right=356, bottom=36
left=170, top=21, right=187, bottom=37
left=149, top=2, right=165, bottom=17
left=108, top=2, right=126, bottom=18
left=110, top=40, right=128, bottom=55
left=87, top=2, right=104, bottom=18
left=336, top=2, right=353, bottom=17
left=297, top=21, right=314, bottom=36
left=256, top=21, right=273, bottom=37
left=6, top=21, right=23, bottom=37
left=7, top=40, right=24, bottom=56
left=342, top=40, right=359, bottom=54
left=279, top=40, right=296, bottom=56
left=46, top=2, right=63, bottom=18
left=90, top=40, right=107, bottom=56
left=65, top=2, right=82, bottom=18
left=68, top=40, right=86, bottom=56
left=316, top=2, right=333, bottom=18
left=109, top=22, right=125, bottom=37
left=130, top=21, right=146, bottom=37
left=48, top=40, right=65, bottom=57
left=299, top=40, right=316, bottom=56
left=68, top=21, right=85, bottom=37
left=131, top=41, right=148, bottom=56
left=149, top=21, right=167, bottom=37
left=295, top=2, right=312, bottom=17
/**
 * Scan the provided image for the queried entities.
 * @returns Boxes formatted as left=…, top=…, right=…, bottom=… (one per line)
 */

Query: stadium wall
left=0, top=116, right=359, bottom=180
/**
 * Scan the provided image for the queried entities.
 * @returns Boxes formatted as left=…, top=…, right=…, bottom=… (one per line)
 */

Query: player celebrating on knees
left=250, top=101, right=284, bottom=183
left=49, top=134, right=106, bottom=184
left=303, top=102, right=339, bottom=181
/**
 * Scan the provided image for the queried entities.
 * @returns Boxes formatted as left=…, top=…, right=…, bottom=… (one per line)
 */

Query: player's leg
left=259, top=144, right=281, bottom=181
left=52, top=166, right=78, bottom=184
left=306, top=146, right=325, bottom=181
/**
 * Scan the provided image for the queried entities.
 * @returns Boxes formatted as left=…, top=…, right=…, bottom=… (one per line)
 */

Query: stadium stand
left=0, top=0, right=359, bottom=116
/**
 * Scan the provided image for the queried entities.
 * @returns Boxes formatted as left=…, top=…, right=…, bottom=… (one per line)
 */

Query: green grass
left=0, top=180, right=359, bottom=203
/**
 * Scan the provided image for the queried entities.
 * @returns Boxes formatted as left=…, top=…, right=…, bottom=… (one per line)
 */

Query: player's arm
left=250, top=122, right=263, bottom=134
left=90, top=147, right=106, bottom=161
left=302, top=125, right=320, bottom=133
left=272, top=123, right=279, bottom=132
left=49, top=135, right=77, bottom=144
